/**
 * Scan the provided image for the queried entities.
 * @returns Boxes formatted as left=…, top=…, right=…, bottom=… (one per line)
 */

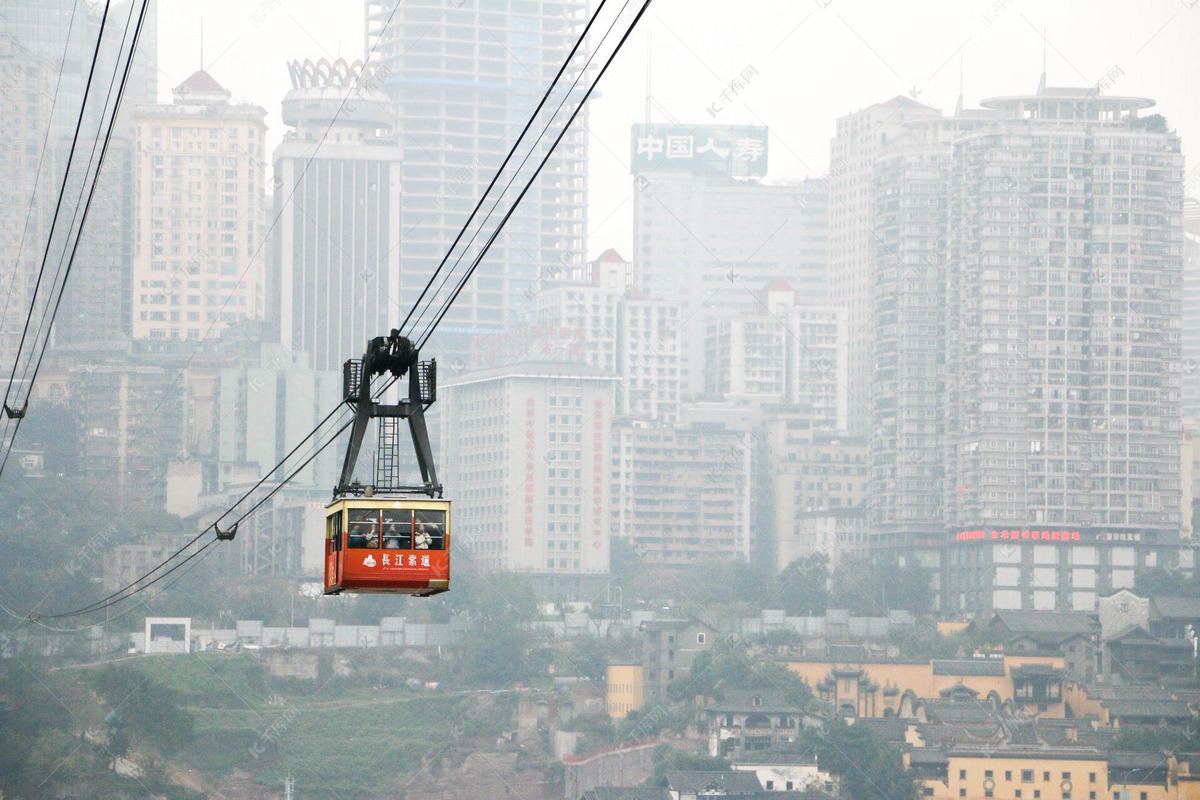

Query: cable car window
left=348, top=509, right=380, bottom=548
left=414, top=510, right=446, bottom=551
left=329, top=511, right=343, bottom=552
left=382, top=509, right=412, bottom=550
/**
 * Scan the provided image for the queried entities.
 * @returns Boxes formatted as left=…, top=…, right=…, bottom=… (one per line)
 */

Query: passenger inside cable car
left=348, top=509, right=379, bottom=548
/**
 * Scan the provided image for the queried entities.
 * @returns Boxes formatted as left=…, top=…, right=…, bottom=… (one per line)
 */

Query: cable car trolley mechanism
left=324, top=331, right=450, bottom=596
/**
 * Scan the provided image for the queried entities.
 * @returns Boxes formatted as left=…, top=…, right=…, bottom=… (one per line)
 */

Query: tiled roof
left=1152, top=596, right=1200, bottom=620
left=993, top=611, right=1096, bottom=635
left=174, top=69, right=228, bottom=95
left=932, top=659, right=1006, bottom=676
left=665, top=771, right=763, bottom=792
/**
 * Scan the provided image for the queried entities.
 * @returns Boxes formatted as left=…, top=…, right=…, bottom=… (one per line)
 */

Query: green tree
left=1135, top=566, right=1196, bottom=598
left=831, top=557, right=933, bottom=615
left=92, top=666, right=195, bottom=756
left=776, top=553, right=831, bottom=615
left=670, top=641, right=812, bottom=704
left=814, top=720, right=919, bottom=800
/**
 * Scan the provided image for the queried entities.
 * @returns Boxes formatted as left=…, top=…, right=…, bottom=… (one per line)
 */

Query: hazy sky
left=154, top=0, right=1200, bottom=260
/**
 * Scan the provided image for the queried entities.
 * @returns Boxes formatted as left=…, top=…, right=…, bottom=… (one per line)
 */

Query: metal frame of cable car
left=336, top=329, right=441, bottom=499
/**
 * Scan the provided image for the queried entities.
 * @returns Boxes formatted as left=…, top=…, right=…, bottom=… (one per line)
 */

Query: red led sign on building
left=955, top=529, right=1082, bottom=543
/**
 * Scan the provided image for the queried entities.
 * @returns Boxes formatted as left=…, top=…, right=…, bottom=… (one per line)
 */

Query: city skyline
left=147, top=0, right=1200, bottom=262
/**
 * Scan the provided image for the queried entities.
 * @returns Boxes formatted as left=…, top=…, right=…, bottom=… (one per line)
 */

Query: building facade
left=829, top=96, right=942, bottom=436
left=631, top=123, right=827, bottom=398
left=270, top=58, right=404, bottom=372
left=368, top=0, right=588, bottom=363
left=130, top=71, right=267, bottom=341
left=612, top=421, right=753, bottom=565
left=442, top=361, right=614, bottom=585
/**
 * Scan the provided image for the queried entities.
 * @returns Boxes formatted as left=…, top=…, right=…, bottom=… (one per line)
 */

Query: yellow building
left=787, top=655, right=1068, bottom=718
left=606, top=662, right=645, bottom=719
left=910, top=749, right=1199, bottom=800
left=131, top=70, right=266, bottom=341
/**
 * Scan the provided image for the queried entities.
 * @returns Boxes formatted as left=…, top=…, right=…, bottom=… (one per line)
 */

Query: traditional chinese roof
left=1104, top=624, right=1162, bottom=646
left=580, top=789, right=670, bottom=800
left=1151, top=596, right=1200, bottom=621
left=763, top=277, right=793, bottom=293
left=989, top=611, right=1097, bottom=644
left=939, top=682, right=981, bottom=699
left=665, top=771, right=763, bottom=793
left=1101, top=698, right=1192, bottom=722
left=711, top=689, right=809, bottom=714
left=922, top=700, right=1002, bottom=725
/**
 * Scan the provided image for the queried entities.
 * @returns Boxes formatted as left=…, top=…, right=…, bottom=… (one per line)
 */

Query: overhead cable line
left=33, top=398, right=353, bottom=620
left=397, top=0, right=611, bottom=336
left=1, top=0, right=113, bottom=419
left=0, top=0, right=83, bottom=393
left=0, top=0, right=148, bottom=480
left=142, top=0, right=410, bottom=416
left=417, top=0, right=654, bottom=349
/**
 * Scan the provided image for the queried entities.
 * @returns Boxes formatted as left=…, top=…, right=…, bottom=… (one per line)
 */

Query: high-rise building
left=611, top=421, right=752, bottom=566
left=3, top=0, right=157, bottom=345
left=533, top=248, right=682, bottom=424
left=631, top=123, right=828, bottom=398
left=442, top=360, right=614, bottom=590
left=130, top=71, right=267, bottom=341
left=367, top=0, right=589, bottom=363
left=828, top=97, right=942, bottom=435
left=0, top=33, right=54, bottom=378
left=764, top=409, right=868, bottom=572
left=861, top=84, right=1185, bottom=613
left=705, top=279, right=848, bottom=430
left=270, top=58, right=403, bottom=372
left=1181, top=198, right=1200, bottom=415
left=943, top=89, right=1182, bottom=541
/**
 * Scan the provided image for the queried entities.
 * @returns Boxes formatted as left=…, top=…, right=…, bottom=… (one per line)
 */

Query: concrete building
left=605, top=661, right=645, bottom=719
left=612, top=421, right=753, bottom=566
left=829, top=96, right=942, bottom=436
left=631, top=123, right=827, bottom=398
left=130, top=70, right=267, bottom=341
left=534, top=248, right=628, bottom=376
left=764, top=409, right=868, bottom=571
left=1181, top=198, right=1200, bottom=415
left=944, top=88, right=1183, bottom=536
left=442, top=360, right=615, bottom=590
left=534, top=248, right=682, bottom=424
left=935, top=88, right=1184, bottom=612
left=72, top=361, right=184, bottom=507
left=0, top=33, right=54, bottom=378
left=638, top=618, right=715, bottom=705
left=618, top=286, right=683, bottom=424
left=706, top=279, right=847, bottom=429
left=368, top=0, right=588, bottom=363
left=270, top=58, right=403, bottom=372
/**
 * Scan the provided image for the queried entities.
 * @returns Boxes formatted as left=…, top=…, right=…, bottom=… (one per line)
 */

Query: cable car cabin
left=324, top=497, right=450, bottom=596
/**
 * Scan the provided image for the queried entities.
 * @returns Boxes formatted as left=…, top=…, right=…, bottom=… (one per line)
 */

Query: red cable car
left=324, top=498, right=450, bottom=596
left=323, top=332, right=449, bottom=596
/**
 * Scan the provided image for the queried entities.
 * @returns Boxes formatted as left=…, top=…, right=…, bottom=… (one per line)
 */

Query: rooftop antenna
left=199, top=16, right=204, bottom=71
left=1037, top=28, right=1047, bottom=94
left=644, top=29, right=652, bottom=123
left=955, top=54, right=964, bottom=116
